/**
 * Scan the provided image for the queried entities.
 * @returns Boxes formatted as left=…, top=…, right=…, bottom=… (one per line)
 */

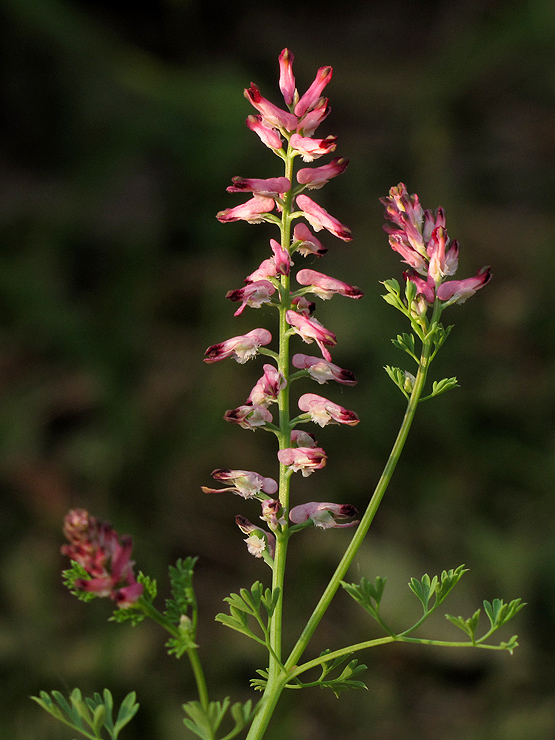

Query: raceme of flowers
left=203, top=48, right=361, bottom=560
left=61, top=509, right=143, bottom=607
left=381, top=183, right=491, bottom=307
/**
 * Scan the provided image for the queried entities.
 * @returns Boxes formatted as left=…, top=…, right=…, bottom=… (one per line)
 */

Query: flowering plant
left=33, top=49, right=523, bottom=740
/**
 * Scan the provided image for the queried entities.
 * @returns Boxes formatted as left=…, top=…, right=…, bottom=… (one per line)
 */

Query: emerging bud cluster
left=61, top=509, right=143, bottom=607
left=381, top=183, right=491, bottom=308
left=203, top=49, right=361, bottom=559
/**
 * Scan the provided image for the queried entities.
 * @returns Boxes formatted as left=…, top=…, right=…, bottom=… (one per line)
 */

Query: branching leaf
left=165, top=557, right=198, bottom=623
left=384, top=366, right=413, bottom=398
left=483, top=598, right=526, bottom=630
left=445, top=609, right=481, bottom=641
left=31, top=688, right=139, bottom=739
left=391, top=332, right=418, bottom=362
left=341, top=576, right=387, bottom=620
left=409, top=573, right=439, bottom=612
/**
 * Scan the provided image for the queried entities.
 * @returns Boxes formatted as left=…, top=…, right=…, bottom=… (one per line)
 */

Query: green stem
left=246, top=302, right=442, bottom=740
left=138, top=597, right=210, bottom=711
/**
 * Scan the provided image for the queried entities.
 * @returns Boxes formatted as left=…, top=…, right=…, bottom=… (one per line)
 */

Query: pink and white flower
left=224, top=405, right=273, bottom=430
left=294, top=65, right=333, bottom=118
left=235, top=515, right=276, bottom=559
left=226, top=176, right=290, bottom=198
left=269, top=238, right=292, bottom=275
left=296, top=98, right=330, bottom=136
left=437, top=267, right=492, bottom=304
left=260, top=498, right=286, bottom=530
left=285, top=310, right=336, bottom=361
left=296, top=269, right=363, bottom=300
left=204, top=328, right=272, bottom=364
left=298, top=393, right=359, bottom=427
left=202, top=469, right=278, bottom=498
left=292, top=354, right=357, bottom=385
left=289, top=134, right=337, bottom=162
left=296, top=194, right=352, bottom=241
left=226, top=280, right=276, bottom=316
left=244, top=83, right=298, bottom=131
left=247, top=364, right=286, bottom=406
left=278, top=48, right=296, bottom=106
left=216, top=195, right=275, bottom=224
left=291, top=296, right=316, bottom=316
left=297, top=157, right=348, bottom=190
left=289, top=502, right=359, bottom=529
left=292, top=223, right=327, bottom=257
left=246, top=115, right=283, bottom=150
left=290, top=429, right=317, bottom=448
left=277, top=446, right=327, bottom=476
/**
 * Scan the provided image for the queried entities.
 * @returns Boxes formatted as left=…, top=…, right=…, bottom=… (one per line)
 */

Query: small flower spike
left=382, top=183, right=491, bottom=306
left=61, top=509, right=143, bottom=607
left=277, top=446, right=327, bottom=476
left=204, top=328, right=272, bottom=364
left=202, top=469, right=278, bottom=499
left=289, top=502, right=359, bottom=529
left=292, top=353, right=357, bottom=385
left=298, top=393, right=359, bottom=427
left=296, top=269, right=363, bottom=300
left=296, top=194, right=352, bottom=241
left=286, top=310, right=336, bottom=361
left=235, top=515, right=276, bottom=559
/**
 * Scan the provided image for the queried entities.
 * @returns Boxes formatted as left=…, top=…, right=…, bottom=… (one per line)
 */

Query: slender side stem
left=138, top=597, right=210, bottom=710
left=246, top=303, right=442, bottom=740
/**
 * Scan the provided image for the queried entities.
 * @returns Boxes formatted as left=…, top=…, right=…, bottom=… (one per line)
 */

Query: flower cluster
left=382, top=183, right=491, bottom=308
left=61, top=509, right=143, bottom=607
left=203, top=49, right=360, bottom=560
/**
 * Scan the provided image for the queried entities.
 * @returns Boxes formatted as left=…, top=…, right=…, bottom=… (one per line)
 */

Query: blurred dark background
left=1, top=0, right=554, bottom=738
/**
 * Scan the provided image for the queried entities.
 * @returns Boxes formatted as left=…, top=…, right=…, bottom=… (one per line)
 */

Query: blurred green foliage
left=1, top=0, right=555, bottom=738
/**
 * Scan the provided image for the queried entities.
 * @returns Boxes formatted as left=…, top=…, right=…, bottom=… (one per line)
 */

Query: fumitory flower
left=286, top=310, right=336, bottom=361
left=61, top=509, right=143, bottom=607
left=296, top=269, right=363, bottom=300
left=224, top=404, right=273, bottom=430
left=247, top=364, right=286, bottom=407
left=296, top=194, right=352, bottom=241
left=292, top=223, right=327, bottom=257
left=225, top=280, right=276, bottom=316
left=235, top=515, right=276, bottom=559
left=277, top=446, right=327, bottom=476
left=292, top=353, right=357, bottom=385
left=289, top=502, right=359, bottom=529
left=203, top=328, right=272, bottom=364
left=202, top=469, right=278, bottom=499
left=297, top=393, right=359, bottom=427
left=216, top=195, right=275, bottom=224
left=297, top=157, right=348, bottom=190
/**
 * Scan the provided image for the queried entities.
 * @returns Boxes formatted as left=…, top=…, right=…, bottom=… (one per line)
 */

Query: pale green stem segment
left=246, top=301, right=443, bottom=740
left=138, top=597, right=210, bottom=711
